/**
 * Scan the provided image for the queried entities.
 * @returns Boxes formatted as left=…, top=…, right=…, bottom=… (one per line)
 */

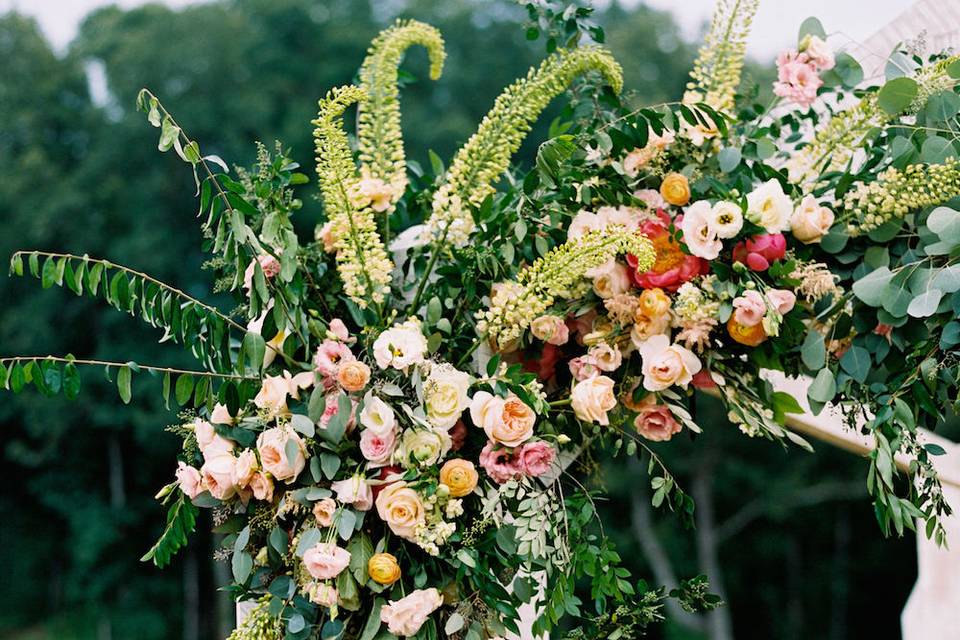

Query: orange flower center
left=650, top=233, right=685, bottom=273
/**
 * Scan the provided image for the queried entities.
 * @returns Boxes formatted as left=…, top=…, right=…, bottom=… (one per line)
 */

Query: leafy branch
left=141, top=487, right=199, bottom=568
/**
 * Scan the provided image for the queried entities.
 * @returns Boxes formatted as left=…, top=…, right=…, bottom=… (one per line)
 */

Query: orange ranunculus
left=637, top=288, right=671, bottom=319
left=660, top=173, right=691, bottom=206
left=727, top=317, right=767, bottom=346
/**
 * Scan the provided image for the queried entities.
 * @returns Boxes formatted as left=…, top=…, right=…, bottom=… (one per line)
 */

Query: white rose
left=360, top=395, right=396, bottom=436
left=423, top=364, right=472, bottom=430
left=590, top=260, right=633, bottom=299
left=373, top=320, right=428, bottom=371
left=681, top=201, right=722, bottom=260
left=638, top=334, right=702, bottom=391
left=570, top=375, right=618, bottom=425
left=790, top=194, right=834, bottom=244
left=746, top=180, right=792, bottom=233
left=710, top=201, right=744, bottom=239
left=399, top=427, right=452, bottom=468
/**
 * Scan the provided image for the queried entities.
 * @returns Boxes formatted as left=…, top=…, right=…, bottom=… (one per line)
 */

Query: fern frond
left=686, top=0, right=759, bottom=112
left=313, top=86, right=393, bottom=308
left=357, top=19, right=445, bottom=194
left=426, top=45, right=623, bottom=246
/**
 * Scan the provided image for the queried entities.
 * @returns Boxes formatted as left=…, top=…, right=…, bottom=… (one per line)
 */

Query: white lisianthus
left=681, top=201, right=722, bottom=260
left=373, top=319, right=428, bottom=371
left=398, top=427, right=452, bottom=468
left=710, top=201, right=744, bottom=239
left=422, top=363, right=472, bottom=430
left=360, top=395, right=396, bottom=437
left=567, top=210, right=601, bottom=240
left=746, top=180, right=792, bottom=233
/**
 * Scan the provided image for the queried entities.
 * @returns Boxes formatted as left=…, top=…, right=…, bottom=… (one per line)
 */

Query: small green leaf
left=175, top=374, right=195, bottom=406
left=798, top=16, right=826, bottom=40
left=117, top=366, right=132, bottom=404
left=800, top=330, right=826, bottom=370
left=808, top=368, right=836, bottom=404
left=877, top=77, right=918, bottom=115
left=907, top=289, right=943, bottom=318
left=717, top=146, right=741, bottom=173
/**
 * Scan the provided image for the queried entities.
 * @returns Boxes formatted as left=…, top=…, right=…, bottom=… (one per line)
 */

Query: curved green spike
left=426, top=45, right=623, bottom=246
left=357, top=19, right=446, bottom=195
left=313, top=86, right=393, bottom=308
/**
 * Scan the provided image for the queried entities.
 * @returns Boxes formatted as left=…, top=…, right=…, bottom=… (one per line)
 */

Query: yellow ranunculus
left=727, top=317, right=767, bottom=347
left=637, top=288, right=671, bottom=319
left=368, top=552, right=402, bottom=585
left=660, top=172, right=691, bottom=206
left=439, top=459, right=478, bottom=498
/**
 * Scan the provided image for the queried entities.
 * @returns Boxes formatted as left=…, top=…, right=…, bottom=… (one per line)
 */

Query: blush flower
left=637, top=334, right=702, bottom=391
left=571, top=375, right=617, bottom=425
left=633, top=396, right=683, bottom=442
left=518, top=441, right=556, bottom=477
left=303, top=542, right=351, bottom=580
left=479, top=442, right=524, bottom=483
left=732, top=290, right=767, bottom=327
left=380, top=588, right=444, bottom=637
left=732, top=233, right=787, bottom=271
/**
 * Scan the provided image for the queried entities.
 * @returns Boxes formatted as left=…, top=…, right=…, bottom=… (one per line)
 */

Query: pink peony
left=518, top=441, right=556, bottom=477
left=628, top=210, right=709, bottom=292
left=478, top=442, right=524, bottom=484
left=634, top=397, right=683, bottom=442
left=732, top=233, right=786, bottom=271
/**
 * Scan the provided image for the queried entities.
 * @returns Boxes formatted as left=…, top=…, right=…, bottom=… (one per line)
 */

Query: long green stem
left=0, top=356, right=259, bottom=380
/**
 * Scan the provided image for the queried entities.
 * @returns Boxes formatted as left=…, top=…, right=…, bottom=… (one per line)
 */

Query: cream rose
left=637, top=334, right=702, bottom=391
left=331, top=475, right=374, bottom=511
left=469, top=391, right=535, bottom=448
left=380, top=588, right=444, bottom=637
left=375, top=481, right=426, bottom=540
left=570, top=375, right=617, bottom=425
left=399, top=427, right=452, bottom=468
left=232, top=449, right=258, bottom=488
left=746, top=180, right=792, bottom=233
left=591, top=260, right=632, bottom=299
left=587, top=342, right=623, bottom=372
left=422, top=364, right=472, bottom=430
left=790, top=195, right=834, bottom=244
left=303, top=542, right=351, bottom=580
left=256, top=427, right=307, bottom=483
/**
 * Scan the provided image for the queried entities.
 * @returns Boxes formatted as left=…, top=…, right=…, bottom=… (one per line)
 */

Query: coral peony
left=732, top=233, right=786, bottom=271
left=628, top=210, right=708, bottom=291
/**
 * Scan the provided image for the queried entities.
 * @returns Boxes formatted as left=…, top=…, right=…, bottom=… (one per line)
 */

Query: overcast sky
left=0, top=0, right=917, bottom=60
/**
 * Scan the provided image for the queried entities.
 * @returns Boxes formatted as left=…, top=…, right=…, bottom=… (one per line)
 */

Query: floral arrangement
left=3, top=0, right=960, bottom=638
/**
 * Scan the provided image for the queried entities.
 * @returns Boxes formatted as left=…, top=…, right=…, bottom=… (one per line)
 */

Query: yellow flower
left=727, top=317, right=767, bottom=347
left=368, top=553, right=402, bottom=586
left=637, top=288, right=671, bottom=319
left=439, top=459, right=478, bottom=498
left=660, top=173, right=691, bottom=206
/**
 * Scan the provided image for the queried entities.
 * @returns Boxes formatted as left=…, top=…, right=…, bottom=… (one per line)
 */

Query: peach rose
left=248, top=472, right=274, bottom=502
left=375, top=481, right=425, bottom=540
left=530, top=315, right=569, bottom=346
left=256, top=427, right=307, bottom=483
left=200, top=455, right=237, bottom=501
left=634, top=396, right=682, bottom=442
left=337, top=360, right=371, bottom=392
left=380, top=588, right=444, bottom=637
left=571, top=375, right=617, bottom=425
left=232, top=449, right=258, bottom=488
left=439, top=459, right=479, bottom=497
left=469, top=391, right=536, bottom=448
left=790, top=195, right=834, bottom=244
left=331, top=475, right=374, bottom=511
left=587, top=343, right=622, bottom=372
left=313, top=498, right=337, bottom=527
left=637, top=334, right=702, bottom=391
left=175, top=462, right=203, bottom=499
left=303, top=542, right=351, bottom=580
left=368, top=552, right=402, bottom=586
left=660, top=172, right=691, bottom=206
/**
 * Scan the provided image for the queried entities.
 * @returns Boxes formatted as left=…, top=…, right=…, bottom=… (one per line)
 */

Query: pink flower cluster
left=773, top=36, right=835, bottom=108
left=478, top=440, right=556, bottom=483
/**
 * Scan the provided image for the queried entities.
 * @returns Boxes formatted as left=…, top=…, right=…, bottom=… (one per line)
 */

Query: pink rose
left=634, top=188, right=668, bottom=210
left=248, top=472, right=274, bottom=502
left=732, top=233, right=786, bottom=271
left=303, top=542, right=351, bottom=580
left=568, top=356, right=599, bottom=381
left=242, top=254, right=281, bottom=292
left=732, top=290, right=766, bottom=327
left=360, top=427, right=397, bottom=465
left=201, top=455, right=237, bottom=501
left=530, top=315, right=569, bottom=345
left=320, top=393, right=357, bottom=432
left=518, top=441, right=556, bottom=477
left=773, top=50, right=822, bottom=108
left=232, top=449, right=258, bottom=488
left=479, top=442, right=524, bottom=484
left=314, top=339, right=355, bottom=378
left=380, top=588, right=444, bottom=637
left=634, top=397, right=682, bottom=442
left=766, top=289, right=796, bottom=315
left=331, top=475, right=374, bottom=511
left=256, top=427, right=306, bottom=483
left=175, top=462, right=203, bottom=499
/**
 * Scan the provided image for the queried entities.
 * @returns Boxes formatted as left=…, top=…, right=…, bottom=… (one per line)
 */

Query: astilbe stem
left=313, top=85, right=393, bottom=309
left=426, top=46, right=624, bottom=247
left=841, top=158, right=960, bottom=235
left=357, top=19, right=445, bottom=194
left=685, top=0, right=759, bottom=112
left=477, top=228, right=655, bottom=349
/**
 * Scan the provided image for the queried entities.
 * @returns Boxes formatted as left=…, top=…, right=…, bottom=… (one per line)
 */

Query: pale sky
left=0, top=0, right=919, bottom=61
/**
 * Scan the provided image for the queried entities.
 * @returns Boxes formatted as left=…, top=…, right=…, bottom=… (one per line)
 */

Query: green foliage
left=140, top=488, right=199, bottom=568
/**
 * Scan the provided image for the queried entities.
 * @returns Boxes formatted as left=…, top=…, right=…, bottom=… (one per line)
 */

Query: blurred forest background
left=0, top=0, right=919, bottom=638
